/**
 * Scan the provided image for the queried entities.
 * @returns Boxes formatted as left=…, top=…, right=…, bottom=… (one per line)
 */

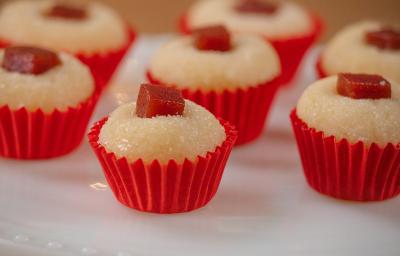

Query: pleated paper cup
left=0, top=93, right=99, bottom=160
left=0, top=26, right=136, bottom=93
left=76, top=27, right=136, bottom=93
left=88, top=118, right=238, bottom=214
left=147, top=72, right=280, bottom=146
left=178, top=13, right=323, bottom=86
left=290, top=110, right=400, bottom=201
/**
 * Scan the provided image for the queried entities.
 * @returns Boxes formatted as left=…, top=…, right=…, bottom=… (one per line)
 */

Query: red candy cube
left=193, top=25, right=231, bottom=52
left=136, top=84, right=185, bottom=118
left=235, top=0, right=278, bottom=15
left=365, top=28, right=400, bottom=50
left=46, top=4, right=87, bottom=20
left=2, top=46, right=61, bottom=75
left=337, top=73, right=391, bottom=100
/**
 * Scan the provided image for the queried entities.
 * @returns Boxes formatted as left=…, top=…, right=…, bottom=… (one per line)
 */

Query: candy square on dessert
left=193, top=25, right=231, bottom=51
left=337, top=73, right=391, bottom=99
left=136, top=84, right=185, bottom=118
left=2, top=46, right=61, bottom=75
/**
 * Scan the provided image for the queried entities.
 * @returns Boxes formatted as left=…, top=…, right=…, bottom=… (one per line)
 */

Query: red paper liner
left=290, top=110, right=400, bottom=201
left=88, top=117, right=238, bottom=214
left=0, top=27, right=136, bottom=93
left=0, top=92, right=99, bottom=160
left=178, top=13, right=323, bottom=86
left=147, top=72, right=280, bottom=146
left=76, top=27, right=136, bottom=93
left=316, top=55, right=328, bottom=79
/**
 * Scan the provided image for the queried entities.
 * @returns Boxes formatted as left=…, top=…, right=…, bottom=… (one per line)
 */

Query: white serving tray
left=0, top=36, right=399, bottom=256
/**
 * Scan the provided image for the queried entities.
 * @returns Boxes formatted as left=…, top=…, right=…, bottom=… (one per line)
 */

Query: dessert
left=0, top=46, right=97, bottom=159
left=148, top=26, right=281, bottom=145
left=291, top=73, right=400, bottom=201
left=180, top=0, right=323, bottom=85
left=0, top=0, right=136, bottom=91
left=318, top=21, right=400, bottom=84
left=89, top=84, right=237, bottom=213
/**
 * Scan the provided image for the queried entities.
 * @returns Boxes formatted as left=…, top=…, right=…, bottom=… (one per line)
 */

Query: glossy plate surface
left=0, top=36, right=399, bottom=256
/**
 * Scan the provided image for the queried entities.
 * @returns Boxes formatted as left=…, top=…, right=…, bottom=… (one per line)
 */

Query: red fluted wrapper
left=76, top=28, right=136, bottom=93
left=88, top=118, right=238, bottom=214
left=316, top=56, right=328, bottom=79
left=147, top=72, right=280, bottom=146
left=0, top=93, right=99, bottom=160
left=178, top=13, right=323, bottom=85
left=0, top=27, right=136, bottom=93
left=290, top=110, right=400, bottom=202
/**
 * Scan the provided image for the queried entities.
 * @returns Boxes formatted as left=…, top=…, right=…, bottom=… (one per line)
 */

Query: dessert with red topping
left=290, top=74, right=400, bottom=201
left=0, top=45, right=97, bottom=159
left=318, top=21, right=400, bottom=84
left=148, top=26, right=281, bottom=145
left=0, top=46, right=94, bottom=112
left=185, top=0, right=313, bottom=39
left=88, top=84, right=237, bottom=213
left=0, top=0, right=136, bottom=91
left=180, top=0, right=323, bottom=85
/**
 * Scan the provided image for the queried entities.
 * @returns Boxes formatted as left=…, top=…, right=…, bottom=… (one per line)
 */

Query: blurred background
left=0, top=0, right=399, bottom=41
left=98, top=0, right=398, bottom=41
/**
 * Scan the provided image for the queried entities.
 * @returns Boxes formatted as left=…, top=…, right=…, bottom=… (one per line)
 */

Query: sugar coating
left=149, top=34, right=280, bottom=91
left=187, top=0, right=313, bottom=39
left=99, top=101, right=227, bottom=164
left=0, top=0, right=128, bottom=54
left=0, top=51, right=94, bottom=113
left=297, top=76, right=400, bottom=146
left=322, top=21, right=400, bottom=84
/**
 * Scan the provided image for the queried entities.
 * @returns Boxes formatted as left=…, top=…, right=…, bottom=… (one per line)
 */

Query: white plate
left=0, top=36, right=399, bottom=256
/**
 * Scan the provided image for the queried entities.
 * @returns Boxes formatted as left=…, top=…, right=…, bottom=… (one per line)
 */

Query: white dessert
left=297, top=76, right=400, bottom=146
left=99, top=101, right=227, bottom=164
left=0, top=51, right=94, bottom=113
left=149, top=34, right=280, bottom=91
left=321, top=21, right=400, bottom=84
left=0, top=0, right=128, bottom=54
left=187, top=0, right=313, bottom=39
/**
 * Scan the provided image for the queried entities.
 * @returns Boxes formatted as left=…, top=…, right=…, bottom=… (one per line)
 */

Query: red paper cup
left=147, top=72, right=280, bottom=146
left=178, top=13, right=323, bottom=86
left=290, top=110, right=400, bottom=202
left=0, top=93, right=99, bottom=160
left=76, top=27, right=136, bottom=93
left=0, top=27, right=136, bottom=93
left=88, top=117, right=238, bottom=214
left=316, top=55, right=328, bottom=79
